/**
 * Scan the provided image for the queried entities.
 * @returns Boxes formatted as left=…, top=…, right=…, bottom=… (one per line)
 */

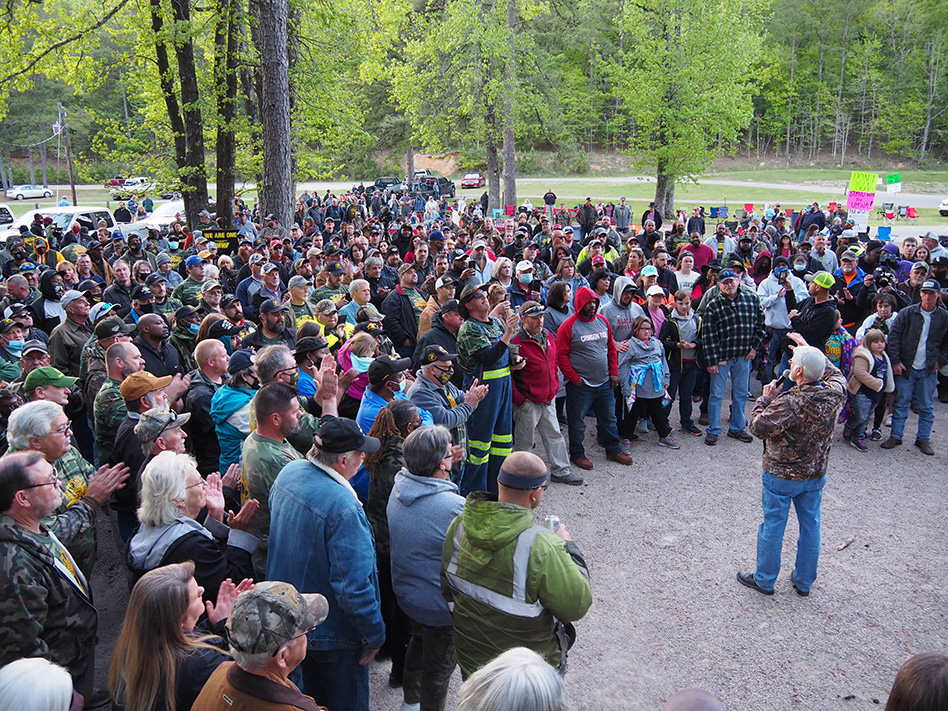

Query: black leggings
left=619, top=396, right=671, bottom=439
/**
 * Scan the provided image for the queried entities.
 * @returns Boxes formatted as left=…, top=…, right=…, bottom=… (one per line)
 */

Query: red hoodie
left=555, top=286, right=618, bottom=385
left=511, top=328, right=559, bottom=406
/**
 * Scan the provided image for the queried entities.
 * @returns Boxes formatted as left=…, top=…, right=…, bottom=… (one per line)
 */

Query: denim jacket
left=266, top=458, right=386, bottom=651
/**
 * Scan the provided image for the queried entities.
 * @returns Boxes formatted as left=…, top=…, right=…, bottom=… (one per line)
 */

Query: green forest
left=1, top=0, right=946, bottom=217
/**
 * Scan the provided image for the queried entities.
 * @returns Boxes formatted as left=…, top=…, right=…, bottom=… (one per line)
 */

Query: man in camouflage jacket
left=737, top=346, right=846, bottom=597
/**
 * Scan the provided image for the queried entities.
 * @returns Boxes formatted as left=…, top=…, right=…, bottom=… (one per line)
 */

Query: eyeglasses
left=22, top=475, right=61, bottom=491
left=533, top=481, right=549, bottom=490
left=51, top=423, right=72, bottom=436
left=186, top=479, right=207, bottom=490
left=276, top=366, right=300, bottom=378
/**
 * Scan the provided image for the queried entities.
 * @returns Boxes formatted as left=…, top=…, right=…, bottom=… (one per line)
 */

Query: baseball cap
left=3, top=304, right=29, bottom=319
left=134, top=408, right=191, bottom=442
left=428, top=230, right=444, bottom=241
left=259, top=299, right=282, bottom=315
left=646, top=284, right=665, bottom=297
left=0, top=320, right=17, bottom=335
left=22, top=340, right=48, bottom=356
left=315, top=299, right=338, bottom=315
left=145, top=273, right=167, bottom=287
left=471, top=240, right=487, bottom=250
left=270, top=239, right=284, bottom=248
left=119, top=371, right=173, bottom=402
left=457, top=283, right=485, bottom=306
left=61, top=290, right=89, bottom=309
left=175, top=305, right=199, bottom=321
left=220, top=295, right=240, bottom=308
left=920, top=279, right=940, bottom=292
left=226, top=581, right=329, bottom=655
left=438, top=299, right=459, bottom=316
left=367, top=355, right=412, bottom=386
left=228, top=349, right=255, bottom=374
left=89, top=302, right=118, bottom=323
left=261, top=262, right=280, bottom=275
left=184, top=255, right=206, bottom=268
left=516, top=260, right=534, bottom=273
left=840, top=249, right=859, bottom=262
left=420, top=344, right=457, bottom=365
left=591, top=255, right=606, bottom=266
left=198, top=209, right=211, bottom=218
left=355, top=305, right=384, bottom=323
left=718, top=269, right=738, bottom=282
left=202, top=280, right=222, bottom=292
left=640, top=265, right=659, bottom=278
left=804, top=271, right=835, bottom=289
left=435, top=275, right=456, bottom=290
left=288, top=275, right=309, bottom=289
left=24, top=366, right=77, bottom=391
left=912, top=260, right=931, bottom=273
left=76, top=279, right=100, bottom=293
left=293, top=336, right=329, bottom=356
left=130, top=284, right=154, bottom=302
left=325, top=261, right=345, bottom=275
left=249, top=254, right=266, bottom=265
left=519, top=301, right=544, bottom=318
left=207, top=320, right=243, bottom=339
left=313, top=416, right=381, bottom=454
left=397, top=263, right=417, bottom=276
left=94, top=316, right=136, bottom=340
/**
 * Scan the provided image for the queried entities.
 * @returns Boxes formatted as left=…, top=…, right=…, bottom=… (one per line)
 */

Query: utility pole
left=58, top=103, right=77, bottom=206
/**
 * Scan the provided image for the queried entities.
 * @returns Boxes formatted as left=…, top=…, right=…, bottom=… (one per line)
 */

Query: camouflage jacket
left=169, top=325, right=198, bottom=373
left=0, top=514, right=97, bottom=680
left=82, top=341, right=108, bottom=420
left=93, top=377, right=127, bottom=464
left=748, top=360, right=846, bottom=481
left=172, top=277, right=205, bottom=307
left=365, top=434, right=405, bottom=557
left=240, top=432, right=301, bottom=577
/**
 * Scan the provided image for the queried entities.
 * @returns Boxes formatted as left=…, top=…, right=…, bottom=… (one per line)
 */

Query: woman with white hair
left=457, top=647, right=569, bottom=711
left=0, top=657, right=77, bottom=711
left=126, top=450, right=260, bottom=602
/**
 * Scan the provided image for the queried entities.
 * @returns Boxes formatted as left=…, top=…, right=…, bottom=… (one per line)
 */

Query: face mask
left=676, top=227, right=684, bottom=233
left=169, top=241, right=179, bottom=250
left=187, top=322, right=200, bottom=335
left=351, top=354, right=374, bottom=373
left=288, top=370, right=300, bottom=386
left=793, top=264, right=806, bottom=272
left=54, top=285, right=65, bottom=297
left=520, top=273, right=533, bottom=285
left=138, top=303, right=154, bottom=314
left=6, top=340, right=23, bottom=356
left=435, top=368, right=453, bottom=385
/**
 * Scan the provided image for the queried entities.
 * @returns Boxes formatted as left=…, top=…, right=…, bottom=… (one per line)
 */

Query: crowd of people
left=0, top=187, right=945, bottom=711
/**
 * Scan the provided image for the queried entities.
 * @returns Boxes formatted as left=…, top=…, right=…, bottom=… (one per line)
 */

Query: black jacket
left=103, top=282, right=132, bottom=317
left=381, top=285, right=421, bottom=357
left=133, top=335, right=182, bottom=378
left=184, top=368, right=223, bottom=476
left=887, top=303, right=948, bottom=372
left=109, top=414, right=148, bottom=515
left=790, top=297, right=838, bottom=352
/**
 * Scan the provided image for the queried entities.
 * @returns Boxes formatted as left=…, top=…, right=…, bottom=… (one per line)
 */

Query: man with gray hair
left=191, top=581, right=329, bottom=711
left=267, top=413, right=383, bottom=711
left=737, top=345, right=846, bottom=597
left=338, top=278, right=371, bottom=326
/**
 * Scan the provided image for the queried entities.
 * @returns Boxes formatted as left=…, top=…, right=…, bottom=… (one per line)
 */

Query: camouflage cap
left=227, top=581, right=329, bottom=655
left=134, top=407, right=191, bottom=443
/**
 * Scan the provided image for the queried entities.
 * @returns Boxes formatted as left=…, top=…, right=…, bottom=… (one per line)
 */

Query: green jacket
left=169, top=325, right=198, bottom=373
left=93, top=377, right=126, bottom=464
left=0, top=514, right=97, bottom=681
left=441, top=492, right=592, bottom=675
left=172, top=277, right=205, bottom=307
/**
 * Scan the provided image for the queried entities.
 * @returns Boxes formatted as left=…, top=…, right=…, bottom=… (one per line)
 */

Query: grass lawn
left=703, top=167, right=948, bottom=194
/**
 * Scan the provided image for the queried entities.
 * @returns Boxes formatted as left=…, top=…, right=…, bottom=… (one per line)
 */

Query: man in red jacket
left=511, top=302, right=581, bottom=485
left=556, top=286, right=633, bottom=469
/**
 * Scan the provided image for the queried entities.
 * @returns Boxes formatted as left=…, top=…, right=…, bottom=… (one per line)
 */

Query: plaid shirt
left=701, top=289, right=766, bottom=365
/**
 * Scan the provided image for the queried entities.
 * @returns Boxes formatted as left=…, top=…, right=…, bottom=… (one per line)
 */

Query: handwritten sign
left=847, top=191, right=876, bottom=211
left=848, top=172, right=878, bottom=193
left=886, top=173, right=902, bottom=193
left=848, top=208, right=871, bottom=233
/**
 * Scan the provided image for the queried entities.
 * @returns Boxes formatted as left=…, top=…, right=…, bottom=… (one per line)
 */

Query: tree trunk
left=27, top=121, right=35, bottom=185
left=214, top=0, right=239, bottom=227
left=169, top=0, right=209, bottom=226
left=405, top=141, right=414, bottom=178
left=256, top=0, right=294, bottom=229
left=654, top=159, right=675, bottom=221
left=486, top=142, right=500, bottom=216
left=120, top=69, right=131, bottom=138
left=287, top=5, right=301, bottom=180
left=786, top=27, right=796, bottom=157
left=500, top=0, right=516, bottom=209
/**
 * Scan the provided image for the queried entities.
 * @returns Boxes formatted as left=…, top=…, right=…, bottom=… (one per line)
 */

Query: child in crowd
left=619, top=315, right=679, bottom=450
left=845, top=329, right=894, bottom=452
left=659, top=289, right=701, bottom=436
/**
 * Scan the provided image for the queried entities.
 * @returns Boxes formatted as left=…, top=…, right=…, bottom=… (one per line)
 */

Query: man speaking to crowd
left=737, top=344, right=846, bottom=597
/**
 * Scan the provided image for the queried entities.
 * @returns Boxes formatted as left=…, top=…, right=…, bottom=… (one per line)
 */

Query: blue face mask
left=6, top=340, right=23, bottom=356
left=169, top=241, right=179, bottom=250
left=774, top=268, right=789, bottom=279
left=520, top=273, right=533, bottom=285
left=351, top=354, right=374, bottom=373
left=187, top=322, right=200, bottom=335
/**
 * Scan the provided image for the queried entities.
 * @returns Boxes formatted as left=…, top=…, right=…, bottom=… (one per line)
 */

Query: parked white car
left=5, top=185, right=53, bottom=200
left=0, top=206, right=117, bottom=243
left=122, top=200, right=185, bottom=240
left=939, top=197, right=948, bottom=217
left=0, top=204, right=15, bottom=228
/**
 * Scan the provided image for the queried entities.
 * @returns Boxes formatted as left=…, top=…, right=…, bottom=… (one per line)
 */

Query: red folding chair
left=906, top=206, right=919, bottom=222
left=883, top=207, right=896, bottom=221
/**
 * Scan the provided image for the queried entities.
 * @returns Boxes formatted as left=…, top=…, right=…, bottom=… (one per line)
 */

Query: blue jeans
left=666, top=361, right=698, bottom=427
left=846, top=392, right=878, bottom=440
left=755, top=472, right=826, bottom=593
left=707, top=356, right=751, bottom=436
left=299, top=648, right=369, bottom=711
left=565, top=381, right=620, bottom=458
left=891, top=368, right=937, bottom=443
left=762, top=328, right=789, bottom=384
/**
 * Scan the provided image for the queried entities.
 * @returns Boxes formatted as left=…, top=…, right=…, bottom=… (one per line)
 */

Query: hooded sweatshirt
left=387, top=469, right=464, bottom=627
left=32, top=269, right=66, bottom=333
left=660, top=307, right=699, bottom=371
left=556, top=286, right=617, bottom=387
left=209, top=383, right=255, bottom=471
left=620, top=335, right=670, bottom=402
left=598, top=275, right=644, bottom=343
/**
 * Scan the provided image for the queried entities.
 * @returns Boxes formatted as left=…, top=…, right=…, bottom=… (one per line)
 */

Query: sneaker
left=842, top=429, right=852, bottom=442
left=704, top=433, right=718, bottom=446
left=850, top=438, right=868, bottom=452
left=681, top=423, right=703, bottom=436
left=637, top=420, right=649, bottom=434
left=885, top=414, right=892, bottom=427
left=727, top=428, right=754, bottom=443
left=658, top=435, right=680, bottom=449
left=551, top=471, right=584, bottom=485
left=401, top=703, right=421, bottom=711
left=698, top=413, right=710, bottom=426
left=747, top=393, right=757, bottom=401
left=620, top=438, right=632, bottom=454
left=869, top=428, right=883, bottom=441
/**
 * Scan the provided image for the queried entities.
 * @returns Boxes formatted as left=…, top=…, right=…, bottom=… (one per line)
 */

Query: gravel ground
left=91, top=393, right=948, bottom=710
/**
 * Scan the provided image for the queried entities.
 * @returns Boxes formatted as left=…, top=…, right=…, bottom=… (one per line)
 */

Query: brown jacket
left=748, top=359, right=846, bottom=481
left=847, top=346, right=895, bottom=395
left=418, top=295, right=444, bottom=339
left=191, top=662, right=324, bottom=711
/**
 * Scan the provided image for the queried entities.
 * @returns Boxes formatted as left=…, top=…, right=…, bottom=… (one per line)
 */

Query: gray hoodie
left=387, top=469, right=465, bottom=627
left=599, top=276, right=644, bottom=343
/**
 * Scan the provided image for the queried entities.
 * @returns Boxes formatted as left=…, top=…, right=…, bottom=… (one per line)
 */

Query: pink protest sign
left=847, top=191, right=875, bottom=211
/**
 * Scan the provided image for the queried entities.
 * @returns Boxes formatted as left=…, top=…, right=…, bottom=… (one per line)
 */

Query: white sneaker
left=400, top=703, right=420, bottom=711
left=620, top=438, right=632, bottom=454
left=885, top=414, right=892, bottom=427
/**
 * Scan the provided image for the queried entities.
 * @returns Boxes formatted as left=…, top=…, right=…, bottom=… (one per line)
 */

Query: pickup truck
left=103, top=174, right=128, bottom=187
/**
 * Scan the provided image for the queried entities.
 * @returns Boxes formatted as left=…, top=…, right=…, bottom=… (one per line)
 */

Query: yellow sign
left=848, top=172, right=878, bottom=194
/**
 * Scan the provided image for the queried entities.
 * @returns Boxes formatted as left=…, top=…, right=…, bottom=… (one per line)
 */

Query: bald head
left=138, top=313, right=167, bottom=340
left=663, top=688, right=723, bottom=711
left=497, top=451, right=548, bottom=507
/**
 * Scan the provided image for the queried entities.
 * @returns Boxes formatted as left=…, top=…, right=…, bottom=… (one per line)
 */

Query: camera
left=874, top=267, right=895, bottom=289
left=467, top=259, right=476, bottom=270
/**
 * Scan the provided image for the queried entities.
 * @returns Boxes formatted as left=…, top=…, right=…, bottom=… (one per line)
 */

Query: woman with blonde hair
left=491, top=257, right=514, bottom=289
left=337, top=330, right=380, bottom=418
left=109, top=561, right=250, bottom=711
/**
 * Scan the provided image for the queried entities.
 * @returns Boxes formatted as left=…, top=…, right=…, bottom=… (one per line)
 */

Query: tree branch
left=0, top=0, right=134, bottom=87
